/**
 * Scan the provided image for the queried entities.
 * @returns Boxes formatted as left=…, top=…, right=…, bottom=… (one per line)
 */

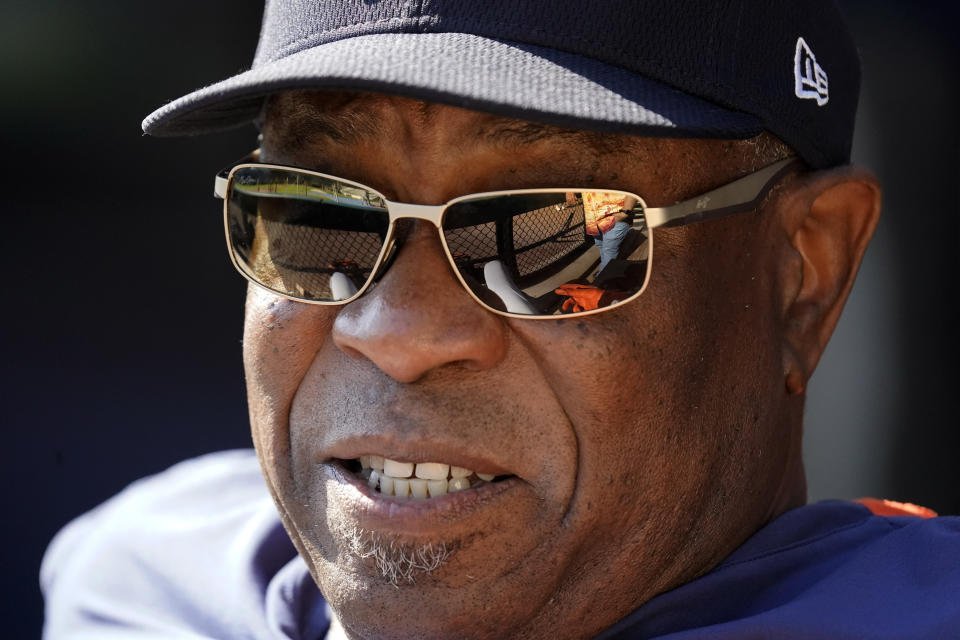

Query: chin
left=279, top=470, right=582, bottom=640
left=306, top=532, right=551, bottom=640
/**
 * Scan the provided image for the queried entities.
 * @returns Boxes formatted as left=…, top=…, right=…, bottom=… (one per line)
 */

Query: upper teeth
left=358, top=456, right=497, bottom=498
left=383, top=458, right=415, bottom=478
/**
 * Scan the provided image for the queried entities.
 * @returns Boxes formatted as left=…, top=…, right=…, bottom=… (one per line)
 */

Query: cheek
left=509, top=223, right=783, bottom=519
left=509, top=301, right=679, bottom=439
left=507, top=309, right=736, bottom=599
left=243, top=286, right=336, bottom=469
left=508, top=310, right=672, bottom=509
left=651, top=224, right=789, bottom=495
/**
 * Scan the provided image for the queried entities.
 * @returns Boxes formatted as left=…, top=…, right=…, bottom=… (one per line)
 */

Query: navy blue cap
left=143, top=0, right=860, bottom=169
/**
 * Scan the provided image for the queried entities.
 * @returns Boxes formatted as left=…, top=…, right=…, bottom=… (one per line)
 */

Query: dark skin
left=243, top=91, right=881, bottom=639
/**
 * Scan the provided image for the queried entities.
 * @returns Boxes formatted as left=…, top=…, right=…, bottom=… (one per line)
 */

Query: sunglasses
left=214, top=153, right=797, bottom=318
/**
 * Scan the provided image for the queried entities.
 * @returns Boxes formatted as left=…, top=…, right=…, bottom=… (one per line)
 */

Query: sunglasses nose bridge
left=385, top=201, right=446, bottom=226
left=372, top=200, right=452, bottom=290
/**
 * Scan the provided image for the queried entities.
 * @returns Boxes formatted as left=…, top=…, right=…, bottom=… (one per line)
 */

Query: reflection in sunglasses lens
left=443, top=192, right=649, bottom=315
left=227, top=167, right=389, bottom=301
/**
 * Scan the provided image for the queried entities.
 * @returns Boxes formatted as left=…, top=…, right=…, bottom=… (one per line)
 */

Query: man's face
left=243, top=91, right=803, bottom=639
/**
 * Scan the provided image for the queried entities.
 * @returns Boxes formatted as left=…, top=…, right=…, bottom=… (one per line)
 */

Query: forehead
left=264, top=90, right=627, bottom=150
left=261, top=90, right=791, bottom=201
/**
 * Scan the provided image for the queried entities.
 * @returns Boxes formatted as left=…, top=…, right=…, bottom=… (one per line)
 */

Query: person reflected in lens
left=584, top=191, right=637, bottom=274
left=553, top=191, right=645, bottom=313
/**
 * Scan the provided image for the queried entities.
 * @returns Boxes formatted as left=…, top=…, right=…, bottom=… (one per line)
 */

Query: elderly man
left=42, top=1, right=959, bottom=639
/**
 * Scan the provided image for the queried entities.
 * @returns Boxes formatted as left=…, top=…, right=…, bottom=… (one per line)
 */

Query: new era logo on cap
left=794, top=37, right=829, bottom=106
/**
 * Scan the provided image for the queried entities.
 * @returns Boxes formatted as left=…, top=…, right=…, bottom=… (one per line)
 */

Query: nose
left=331, top=223, right=508, bottom=383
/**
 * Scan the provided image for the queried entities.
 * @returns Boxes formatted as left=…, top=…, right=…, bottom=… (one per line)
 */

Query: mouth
left=338, top=455, right=513, bottom=499
left=315, top=438, right=531, bottom=533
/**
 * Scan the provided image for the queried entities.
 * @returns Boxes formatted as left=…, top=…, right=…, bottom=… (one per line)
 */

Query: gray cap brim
left=143, top=32, right=762, bottom=139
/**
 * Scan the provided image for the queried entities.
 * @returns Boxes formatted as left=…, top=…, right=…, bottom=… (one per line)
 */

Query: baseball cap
left=142, top=0, right=860, bottom=168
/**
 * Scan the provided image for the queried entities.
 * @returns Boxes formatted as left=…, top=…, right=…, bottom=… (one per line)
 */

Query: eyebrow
left=284, top=107, right=382, bottom=146
left=474, top=117, right=584, bottom=145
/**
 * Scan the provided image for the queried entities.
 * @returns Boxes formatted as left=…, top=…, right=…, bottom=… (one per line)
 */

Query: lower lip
left=321, top=462, right=522, bottom=532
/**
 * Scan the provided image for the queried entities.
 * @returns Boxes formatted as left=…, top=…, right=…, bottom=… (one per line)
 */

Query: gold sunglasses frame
left=214, top=153, right=798, bottom=319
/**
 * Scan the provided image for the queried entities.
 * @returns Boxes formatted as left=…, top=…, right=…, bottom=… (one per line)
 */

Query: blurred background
left=1, top=0, right=956, bottom=636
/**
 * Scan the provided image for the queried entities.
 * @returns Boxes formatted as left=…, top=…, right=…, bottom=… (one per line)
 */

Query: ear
left=778, top=166, right=882, bottom=394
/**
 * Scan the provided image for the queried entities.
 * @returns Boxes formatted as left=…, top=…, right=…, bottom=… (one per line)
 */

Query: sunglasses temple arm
left=644, top=158, right=799, bottom=229
left=214, top=172, right=228, bottom=199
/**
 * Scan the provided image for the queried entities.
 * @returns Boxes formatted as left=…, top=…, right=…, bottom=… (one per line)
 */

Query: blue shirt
left=42, top=450, right=960, bottom=639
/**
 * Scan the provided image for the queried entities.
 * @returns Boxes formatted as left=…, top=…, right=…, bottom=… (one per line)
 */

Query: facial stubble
left=347, top=527, right=453, bottom=586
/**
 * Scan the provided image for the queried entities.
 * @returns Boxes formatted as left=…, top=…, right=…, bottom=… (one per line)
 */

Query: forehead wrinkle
left=264, top=91, right=389, bottom=154
left=475, top=117, right=580, bottom=145
left=285, top=105, right=381, bottom=148
left=267, top=91, right=625, bottom=160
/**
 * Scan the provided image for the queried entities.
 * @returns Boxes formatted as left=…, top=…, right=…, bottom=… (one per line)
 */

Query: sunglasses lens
left=442, top=191, right=650, bottom=316
left=226, top=167, right=390, bottom=301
